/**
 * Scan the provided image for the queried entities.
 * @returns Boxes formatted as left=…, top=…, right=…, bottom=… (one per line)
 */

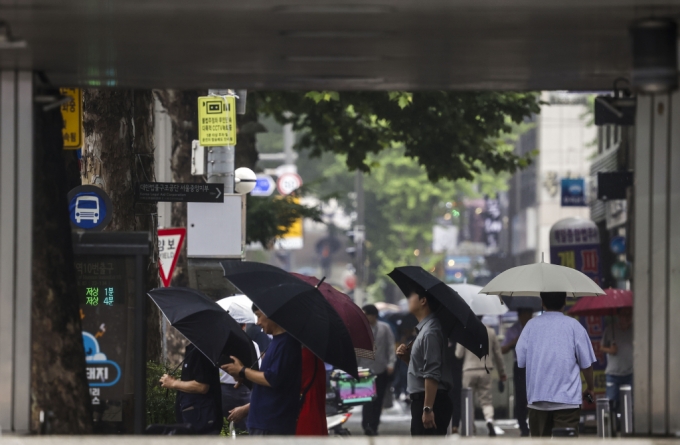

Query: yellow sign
left=198, top=96, right=237, bottom=146
left=60, top=88, right=82, bottom=149
left=282, top=217, right=303, bottom=239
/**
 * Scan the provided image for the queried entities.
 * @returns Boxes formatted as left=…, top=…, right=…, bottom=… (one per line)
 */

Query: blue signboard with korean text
left=561, top=178, right=587, bottom=207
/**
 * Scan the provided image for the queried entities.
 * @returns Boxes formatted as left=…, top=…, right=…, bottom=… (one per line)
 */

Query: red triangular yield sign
left=158, top=227, right=186, bottom=287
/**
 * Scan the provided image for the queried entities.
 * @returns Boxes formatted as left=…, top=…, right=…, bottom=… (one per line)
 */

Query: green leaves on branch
left=254, top=91, right=540, bottom=182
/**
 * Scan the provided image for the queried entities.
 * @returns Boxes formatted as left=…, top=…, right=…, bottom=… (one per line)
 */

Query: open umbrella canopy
left=470, top=294, right=509, bottom=316
left=567, top=288, right=633, bottom=316
left=480, top=262, right=605, bottom=297
left=501, top=296, right=544, bottom=312
left=221, top=261, right=359, bottom=378
left=291, top=273, right=375, bottom=360
left=388, top=266, right=489, bottom=359
left=216, top=296, right=257, bottom=324
left=148, top=287, right=258, bottom=369
left=450, top=282, right=508, bottom=316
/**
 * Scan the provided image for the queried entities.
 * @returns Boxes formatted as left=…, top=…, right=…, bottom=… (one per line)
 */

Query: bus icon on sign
left=206, top=101, right=223, bottom=114
left=75, top=196, right=100, bottom=224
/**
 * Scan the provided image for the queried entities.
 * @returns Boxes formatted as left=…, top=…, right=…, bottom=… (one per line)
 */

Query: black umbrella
left=221, top=261, right=359, bottom=378
left=388, top=266, right=489, bottom=359
left=147, top=287, right=258, bottom=371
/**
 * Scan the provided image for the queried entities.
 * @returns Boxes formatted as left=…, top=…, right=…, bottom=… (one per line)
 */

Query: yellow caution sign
left=198, top=95, right=237, bottom=147
left=60, top=88, right=82, bottom=149
left=282, top=217, right=303, bottom=239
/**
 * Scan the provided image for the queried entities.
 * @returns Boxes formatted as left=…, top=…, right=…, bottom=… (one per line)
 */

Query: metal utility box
left=187, top=194, right=245, bottom=259
left=72, top=232, right=151, bottom=435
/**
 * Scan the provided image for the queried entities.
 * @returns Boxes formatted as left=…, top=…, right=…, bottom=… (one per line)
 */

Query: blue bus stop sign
left=67, top=185, right=113, bottom=231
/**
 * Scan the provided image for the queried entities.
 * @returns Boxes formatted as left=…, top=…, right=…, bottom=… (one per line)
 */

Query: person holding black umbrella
left=160, top=344, right=223, bottom=435
left=396, top=291, right=453, bottom=436
left=222, top=304, right=302, bottom=436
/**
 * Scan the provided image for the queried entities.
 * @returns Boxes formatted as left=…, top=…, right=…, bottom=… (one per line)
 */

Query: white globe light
left=234, top=167, right=257, bottom=194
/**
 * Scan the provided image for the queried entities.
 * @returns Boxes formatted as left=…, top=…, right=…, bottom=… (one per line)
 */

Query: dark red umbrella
left=291, top=273, right=375, bottom=360
left=567, top=288, right=633, bottom=316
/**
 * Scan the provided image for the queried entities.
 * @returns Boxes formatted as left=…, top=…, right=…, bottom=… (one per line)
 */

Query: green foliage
left=146, top=361, right=180, bottom=426
left=246, top=191, right=321, bottom=248
left=296, top=118, right=534, bottom=291
left=254, top=91, right=540, bottom=182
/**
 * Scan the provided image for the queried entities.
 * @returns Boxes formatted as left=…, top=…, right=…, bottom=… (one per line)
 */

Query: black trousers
left=514, top=363, right=529, bottom=435
left=450, top=354, right=463, bottom=428
left=362, top=371, right=389, bottom=433
left=410, top=390, right=453, bottom=436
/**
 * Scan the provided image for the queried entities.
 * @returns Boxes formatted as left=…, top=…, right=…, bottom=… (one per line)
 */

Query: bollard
left=461, top=387, right=474, bottom=437
left=620, top=385, right=633, bottom=435
left=596, top=397, right=612, bottom=438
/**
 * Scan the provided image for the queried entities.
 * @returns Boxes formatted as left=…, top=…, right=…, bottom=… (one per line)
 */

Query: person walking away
left=396, top=291, right=453, bottom=436
left=600, top=307, right=633, bottom=427
left=516, top=292, right=596, bottom=437
left=456, top=318, right=507, bottom=437
left=501, top=308, right=534, bottom=436
left=160, top=344, right=223, bottom=435
left=219, top=307, right=261, bottom=432
left=296, top=347, right=328, bottom=436
left=222, top=304, right=302, bottom=436
left=358, top=304, right=396, bottom=436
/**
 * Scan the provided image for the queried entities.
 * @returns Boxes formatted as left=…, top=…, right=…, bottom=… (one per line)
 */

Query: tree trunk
left=81, top=90, right=161, bottom=362
left=31, top=87, right=92, bottom=433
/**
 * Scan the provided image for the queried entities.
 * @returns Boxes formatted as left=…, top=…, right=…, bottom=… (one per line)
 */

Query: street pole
left=207, top=89, right=235, bottom=193
left=355, top=170, right=366, bottom=307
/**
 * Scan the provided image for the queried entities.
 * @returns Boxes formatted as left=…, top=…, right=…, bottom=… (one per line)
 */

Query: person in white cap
left=219, top=303, right=260, bottom=431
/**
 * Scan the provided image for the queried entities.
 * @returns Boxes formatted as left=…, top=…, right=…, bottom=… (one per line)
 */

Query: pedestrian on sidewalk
left=516, top=292, right=596, bottom=437
left=396, top=291, right=453, bottom=436
left=160, top=343, right=223, bottom=435
left=222, top=304, right=302, bottom=436
left=218, top=308, right=261, bottom=432
left=501, top=308, right=534, bottom=437
left=456, top=318, right=507, bottom=437
left=358, top=304, right=397, bottom=436
left=600, top=307, right=633, bottom=423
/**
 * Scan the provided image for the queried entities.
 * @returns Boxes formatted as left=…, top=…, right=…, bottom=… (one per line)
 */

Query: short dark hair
left=541, top=292, right=567, bottom=311
left=423, top=294, right=441, bottom=312
left=251, top=303, right=260, bottom=313
left=362, top=304, right=379, bottom=317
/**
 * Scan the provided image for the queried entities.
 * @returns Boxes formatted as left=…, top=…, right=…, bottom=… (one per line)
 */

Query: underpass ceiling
left=0, top=0, right=678, bottom=90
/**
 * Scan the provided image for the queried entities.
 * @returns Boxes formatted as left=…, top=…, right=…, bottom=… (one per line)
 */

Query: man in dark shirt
left=160, top=344, right=223, bottom=435
left=222, top=304, right=302, bottom=435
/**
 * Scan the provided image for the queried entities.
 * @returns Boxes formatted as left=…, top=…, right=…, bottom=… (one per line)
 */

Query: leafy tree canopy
left=255, top=91, right=540, bottom=182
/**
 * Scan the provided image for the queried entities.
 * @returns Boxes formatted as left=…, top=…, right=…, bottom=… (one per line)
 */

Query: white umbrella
left=217, top=295, right=257, bottom=324
left=448, top=283, right=478, bottom=305
left=480, top=261, right=605, bottom=297
left=470, top=294, right=509, bottom=316
left=450, top=283, right=508, bottom=315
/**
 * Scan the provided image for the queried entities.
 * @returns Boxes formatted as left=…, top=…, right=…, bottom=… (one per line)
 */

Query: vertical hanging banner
left=60, top=88, right=83, bottom=149
left=158, top=228, right=186, bottom=287
left=197, top=95, right=237, bottom=146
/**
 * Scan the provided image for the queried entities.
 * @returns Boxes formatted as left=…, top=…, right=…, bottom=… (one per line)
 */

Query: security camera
left=234, top=167, right=257, bottom=194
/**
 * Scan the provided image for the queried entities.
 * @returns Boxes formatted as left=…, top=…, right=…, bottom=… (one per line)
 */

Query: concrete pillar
left=0, top=71, right=33, bottom=433
left=153, top=97, right=172, bottom=229
left=633, top=92, right=680, bottom=436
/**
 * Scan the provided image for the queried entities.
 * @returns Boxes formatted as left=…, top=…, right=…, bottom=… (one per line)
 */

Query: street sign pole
left=206, top=89, right=235, bottom=193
